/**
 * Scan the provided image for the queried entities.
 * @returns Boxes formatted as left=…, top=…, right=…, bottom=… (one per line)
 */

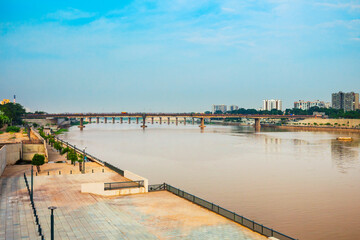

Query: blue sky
left=0, top=0, right=359, bottom=112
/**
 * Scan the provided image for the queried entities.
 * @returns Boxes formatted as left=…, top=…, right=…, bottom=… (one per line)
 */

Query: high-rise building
left=332, top=92, right=359, bottom=111
left=212, top=105, right=227, bottom=113
left=263, top=99, right=282, bottom=111
left=229, top=105, right=239, bottom=111
left=294, top=100, right=328, bottom=110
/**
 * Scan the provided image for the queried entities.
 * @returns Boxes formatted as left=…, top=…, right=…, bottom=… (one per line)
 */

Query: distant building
left=263, top=99, right=282, bottom=111
left=0, top=99, right=10, bottom=105
left=294, top=100, right=328, bottom=110
left=332, top=91, right=359, bottom=111
left=212, top=105, right=227, bottom=113
left=229, top=105, right=239, bottom=111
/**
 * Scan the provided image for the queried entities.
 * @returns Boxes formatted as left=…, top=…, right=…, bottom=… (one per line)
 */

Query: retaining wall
left=5, top=143, right=22, bottom=165
left=0, top=145, right=6, bottom=177
left=124, top=170, right=149, bottom=192
left=22, top=144, right=45, bottom=161
left=30, top=128, right=48, bottom=162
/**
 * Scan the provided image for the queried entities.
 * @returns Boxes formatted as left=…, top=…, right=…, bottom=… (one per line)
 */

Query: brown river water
left=60, top=122, right=360, bottom=240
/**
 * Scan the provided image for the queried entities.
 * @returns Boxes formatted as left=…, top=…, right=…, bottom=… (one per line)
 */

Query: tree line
left=207, top=107, right=360, bottom=119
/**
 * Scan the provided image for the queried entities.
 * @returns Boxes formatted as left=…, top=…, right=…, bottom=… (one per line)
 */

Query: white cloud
left=47, top=8, right=96, bottom=20
left=315, top=2, right=360, bottom=10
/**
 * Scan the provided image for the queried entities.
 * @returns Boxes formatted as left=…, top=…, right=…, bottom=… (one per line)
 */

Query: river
left=59, top=121, right=360, bottom=240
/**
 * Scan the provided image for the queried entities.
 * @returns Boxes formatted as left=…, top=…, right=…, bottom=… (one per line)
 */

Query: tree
left=68, top=150, right=78, bottom=165
left=32, top=154, right=45, bottom=172
left=53, top=142, right=62, bottom=152
left=0, top=103, right=26, bottom=125
left=0, top=112, right=10, bottom=128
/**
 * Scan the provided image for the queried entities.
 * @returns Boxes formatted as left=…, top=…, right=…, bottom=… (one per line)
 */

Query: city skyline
left=1, top=1, right=360, bottom=112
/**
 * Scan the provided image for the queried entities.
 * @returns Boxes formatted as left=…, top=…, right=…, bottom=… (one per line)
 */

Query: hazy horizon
left=1, top=1, right=359, bottom=113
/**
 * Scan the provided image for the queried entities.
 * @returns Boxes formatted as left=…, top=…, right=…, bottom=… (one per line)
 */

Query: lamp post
left=48, top=206, right=57, bottom=240
left=83, top=147, right=87, bottom=174
left=73, top=145, right=76, bottom=166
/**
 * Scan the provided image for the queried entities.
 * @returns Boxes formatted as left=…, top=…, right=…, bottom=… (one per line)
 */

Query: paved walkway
left=0, top=176, right=41, bottom=240
left=0, top=144, right=267, bottom=240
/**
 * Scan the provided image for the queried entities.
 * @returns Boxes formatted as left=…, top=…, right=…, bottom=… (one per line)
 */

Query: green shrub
left=6, top=126, right=20, bottom=132
left=325, top=123, right=331, bottom=125
left=54, top=129, right=68, bottom=135
left=32, top=154, right=45, bottom=172
left=32, top=123, right=38, bottom=128
left=61, top=147, right=70, bottom=155
left=0, top=131, right=3, bottom=134
left=53, top=142, right=62, bottom=152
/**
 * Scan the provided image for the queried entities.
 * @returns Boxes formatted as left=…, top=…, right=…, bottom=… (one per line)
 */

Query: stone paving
left=0, top=176, right=41, bottom=240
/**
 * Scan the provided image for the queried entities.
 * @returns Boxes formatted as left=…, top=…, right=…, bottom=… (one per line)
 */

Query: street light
left=48, top=206, right=57, bottom=240
left=83, top=147, right=87, bottom=174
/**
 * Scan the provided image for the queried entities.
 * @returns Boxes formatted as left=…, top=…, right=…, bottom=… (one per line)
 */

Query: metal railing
left=53, top=135, right=127, bottom=177
left=104, top=180, right=144, bottom=190
left=24, top=173, right=45, bottom=240
left=104, top=162, right=124, bottom=176
left=53, top=136, right=105, bottom=166
left=149, top=183, right=297, bottom=240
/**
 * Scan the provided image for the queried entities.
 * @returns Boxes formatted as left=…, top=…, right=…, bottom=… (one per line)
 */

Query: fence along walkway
left=149, top=183, right=297, bottom=240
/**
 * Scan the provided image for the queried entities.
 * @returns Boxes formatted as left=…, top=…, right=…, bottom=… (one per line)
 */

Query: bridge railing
left=149, top=183, right=297, bottom=240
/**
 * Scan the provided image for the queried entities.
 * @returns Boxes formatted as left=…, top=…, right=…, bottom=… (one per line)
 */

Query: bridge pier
left=192, top=118, right=195, bottom=125
left=104, top=118, right=107, bottom=124
left=159, top=117, right=162, bottom=124
left=128, top=117, right=131, bottom=124
left=112, top=117, right=115, bottom=124
left=151, top=117, right=154, bottom=124
left=199, top=118, right=205, bottom=130
left=136, top=117, right=139, bottom=124
left=254, top=118, right=261, bottom=132
left=184, top=117, right=186, bottom=125
left=168, top=117, right=170, bottom=125
left=120, top=117, right=123, bottom=124
left=88, top=117, right=92, bottom=124
left=176, top=117, right=178, bottom=125
left=78, top=118, right=85, bottom=130
left=141, top=115, right=147, bottom=129
left=96, top=117, right=99, bottom=124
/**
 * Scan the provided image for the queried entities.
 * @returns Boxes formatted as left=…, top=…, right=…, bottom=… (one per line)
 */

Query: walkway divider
left=149, top=183, right=297, bottom=240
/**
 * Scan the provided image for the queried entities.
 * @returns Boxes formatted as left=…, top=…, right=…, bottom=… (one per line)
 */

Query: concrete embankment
left=263, top=124, right=360, bottom=133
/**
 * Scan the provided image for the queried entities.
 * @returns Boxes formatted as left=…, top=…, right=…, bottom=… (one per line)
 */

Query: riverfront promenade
left=0, top=145, right=266, bottom=239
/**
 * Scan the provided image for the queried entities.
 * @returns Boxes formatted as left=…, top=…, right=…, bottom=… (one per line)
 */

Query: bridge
left=25, top=113, right=316, bottom=131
